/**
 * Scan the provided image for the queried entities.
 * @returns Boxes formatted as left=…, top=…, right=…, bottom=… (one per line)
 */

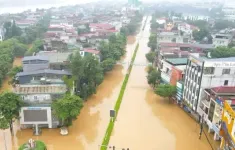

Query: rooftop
left=14, top=84, right=67, bottom=94
left=89, top=23, right=114, bottom=30
left=166, top=58, right=188, bottom=65
left=16, top=69, right=71, bottom=77
left=83, top=48, right=100, bottom=55
left=37, top=51, right=72, bottom=63
left=23, top=56, right=49, bottom=62
left=211, top=86, right=235, bottom=94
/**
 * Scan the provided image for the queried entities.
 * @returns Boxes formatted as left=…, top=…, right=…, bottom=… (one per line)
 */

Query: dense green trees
left=0, top=92, right=23, bottom=134
left=192, top=28, right=210, bottom=42
left=148, top=34, right=157, bottom=51
left=0, top=38, right=27, bottom=86
left=211, top=47, right=235, bottom=58
left=155, top=84, right=177, bottom=103
left=147, top=67, right=161, bottom=88
left=52, top=95, right=83, bottom=127
left=120, top=11, right=143, bottom=36
left=214, top=20, right=235, bottom=31
left=145, top=51, right=156, bottom=65
left=25, top=39, right=44, bottom=56
left=101, top=58, right=116, bottom=73
left=70, top=52, right=104, bottom=100
left=4, top=21, right=22, bottom=39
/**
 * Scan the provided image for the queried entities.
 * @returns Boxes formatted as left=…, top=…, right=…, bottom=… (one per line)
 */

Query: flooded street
left=109, top=17, right=212, bottom=150
left=0, top=17, right=213, bottom=150
left=0, top=30, right=138, bottom=149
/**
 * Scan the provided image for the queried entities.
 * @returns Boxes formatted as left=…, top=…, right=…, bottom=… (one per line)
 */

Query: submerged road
left=109, top=16, right=211, bottom=150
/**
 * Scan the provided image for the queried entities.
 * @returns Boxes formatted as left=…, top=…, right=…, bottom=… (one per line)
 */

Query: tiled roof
left=84, top=48, right=100, bottom=55
left=211, top=86, right=235, bottom=94
left=89, top=23, right=114, bottom=30
left=165, top=58, right=188, bottom=65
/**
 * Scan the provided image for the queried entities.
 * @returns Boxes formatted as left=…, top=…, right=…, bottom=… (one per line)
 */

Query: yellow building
left=220, top=101, right=235, bottom=150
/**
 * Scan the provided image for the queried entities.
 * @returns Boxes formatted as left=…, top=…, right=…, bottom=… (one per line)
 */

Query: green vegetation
left=77, top=24, right=90, bottom=35
left=211, top=47, right=235, bottom=58
left=25, top=39, right=44, bottom=56
left=0, top=38, right=27, bottom=86
left=101, top=43, right=139, bottom=150
left=4, top=21, right=22, bottom=39
left=145, top=51, right=156, bottom=64
left=186, top=20, right=208, bottom=29
left=148, top=34, right=157, bottom=51
left=19, top=140, right=47, bottom=150
left=155, top=84, right=177, bottom=103
left=192, top=28, right=212, bottom=43
left=214, top=20, right=235, bottom=30
left=147, top=67, right=161, bottom=88
left=120, top=11, right=143, bottom=35
left=70, top=53, right=104, bottom=100
left=52, top=95, right=84, bottom=127
left=0, top=92, right=23, bottom=135
left=101, top=58, right=116, bottom=73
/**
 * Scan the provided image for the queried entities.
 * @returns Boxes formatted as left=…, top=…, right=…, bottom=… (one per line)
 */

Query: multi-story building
left=183, top=55, right=235, bottom=114
left=212, top=33, right=232, bottom=47
left=15, top=56, right=71, bottom=129
left=222, top=3, right=235, bottom=21
left=157, top=31, right=191, bottom=43
left=220, top=101, right=235, bottom=149
left=199, top=86, right=235, bottom=142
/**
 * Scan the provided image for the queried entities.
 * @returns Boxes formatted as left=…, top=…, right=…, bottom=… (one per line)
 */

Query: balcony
left=201, top=99, right=210, bottom=108
left=161, top=72, right=170, bottom=83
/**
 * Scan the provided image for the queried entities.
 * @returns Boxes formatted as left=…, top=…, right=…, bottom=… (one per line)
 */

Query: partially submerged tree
left=101, top=58, right=116, bottom=73
left=147, top=68, right=161, bottom=88
left=52, top=95, right=83, bottom=127
left=145, top=51, right=156, bottom=65
left=0, top=92, right=23, bottom=135
left=155, top=84, right=177, bottom=103
left=148, top=34, right=157, bottom=51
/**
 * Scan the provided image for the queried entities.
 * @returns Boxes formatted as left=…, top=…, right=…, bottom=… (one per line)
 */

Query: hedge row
left=100, top=43, right=139, bottom=150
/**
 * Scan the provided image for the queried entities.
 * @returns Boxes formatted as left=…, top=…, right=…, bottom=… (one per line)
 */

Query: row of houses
left=13, top=4, right=136, bottom=130
left=154, top=14, right=235, bottom=149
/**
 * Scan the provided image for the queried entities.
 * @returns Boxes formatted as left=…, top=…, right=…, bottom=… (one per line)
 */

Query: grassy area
left=18, top=140, right=46, bottom=150
left=100, top=43, right=139, bottom=150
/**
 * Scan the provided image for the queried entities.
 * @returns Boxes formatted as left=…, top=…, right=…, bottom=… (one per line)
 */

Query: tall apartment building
left=183, top=55, right=235, bottom=114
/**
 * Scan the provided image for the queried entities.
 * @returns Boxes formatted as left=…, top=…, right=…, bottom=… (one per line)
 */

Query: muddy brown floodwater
left=0, top=27, right=138, bottom=149
left=109, top=17, right=212, bottom=150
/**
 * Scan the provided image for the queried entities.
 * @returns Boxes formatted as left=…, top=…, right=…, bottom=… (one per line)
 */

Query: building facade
left=183, top=56, right=235, bottom=114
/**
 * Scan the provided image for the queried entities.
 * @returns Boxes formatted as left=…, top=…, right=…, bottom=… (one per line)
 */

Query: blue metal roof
left=23, top=56, right=49, bottom=62
left=16, top=69, right=71, bottom=77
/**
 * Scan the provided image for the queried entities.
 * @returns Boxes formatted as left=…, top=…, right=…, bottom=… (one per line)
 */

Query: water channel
left=0, top=17, right=212, bottom=150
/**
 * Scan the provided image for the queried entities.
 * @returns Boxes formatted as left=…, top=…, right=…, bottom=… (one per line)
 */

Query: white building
left=212, top=34, right=232, bottom=47
left=183, top=55, right=235, bottom=114
left=182, top=14, right=209, bottom=21
left=157, top=32, right=191, bottom=43
left=222, top=3, right=235, bottom=21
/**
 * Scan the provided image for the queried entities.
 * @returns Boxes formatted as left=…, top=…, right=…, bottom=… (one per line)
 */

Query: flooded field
left=108, top=17, right=212, bottom=150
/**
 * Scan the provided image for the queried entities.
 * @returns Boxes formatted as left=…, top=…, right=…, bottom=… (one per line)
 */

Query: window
left=204, top=67, right=215, bottom=75
left=222, top=69, right=230, bottom=75
left=224, top=80, right=229, bottom=86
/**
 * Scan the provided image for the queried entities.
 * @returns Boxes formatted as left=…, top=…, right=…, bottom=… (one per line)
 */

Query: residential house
left=16, top=20, right=36, bottom=29
left=220, top=101, right=235, bottom=150
left=80, top=48, right=101, bottom=62
left=222, top=5, right=235, bottom=21
left=157, top=31, right=191, bottom=43
left=160, top=57, right=187, bottom=102
left=183, top=55, right=235, bottom=115
left=212, top=33, right=232, bottom=47
left=15, top=56, right=71, bottom=129
left=89, top=23, right=115, bottom=32
left=200, top=86, right=235, bottom=143
left=37, top=51, right=71, bottom=70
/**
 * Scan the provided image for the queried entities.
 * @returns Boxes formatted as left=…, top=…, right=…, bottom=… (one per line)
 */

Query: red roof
left=89, top=23, right=114, bottom=30
left=84, top=48, right=100, bottom=55
left=211, top=86, right=235, bottom=94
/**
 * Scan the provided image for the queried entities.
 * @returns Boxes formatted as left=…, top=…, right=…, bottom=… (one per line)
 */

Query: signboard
left=204, top=62, right=235, bottom=68
left=110, top=110, right=115, bottom=118
left=225, top=111, right=232, bottom=124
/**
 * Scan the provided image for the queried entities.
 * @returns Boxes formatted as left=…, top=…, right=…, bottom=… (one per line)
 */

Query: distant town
left=1, top=0, right=235, bottom=150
